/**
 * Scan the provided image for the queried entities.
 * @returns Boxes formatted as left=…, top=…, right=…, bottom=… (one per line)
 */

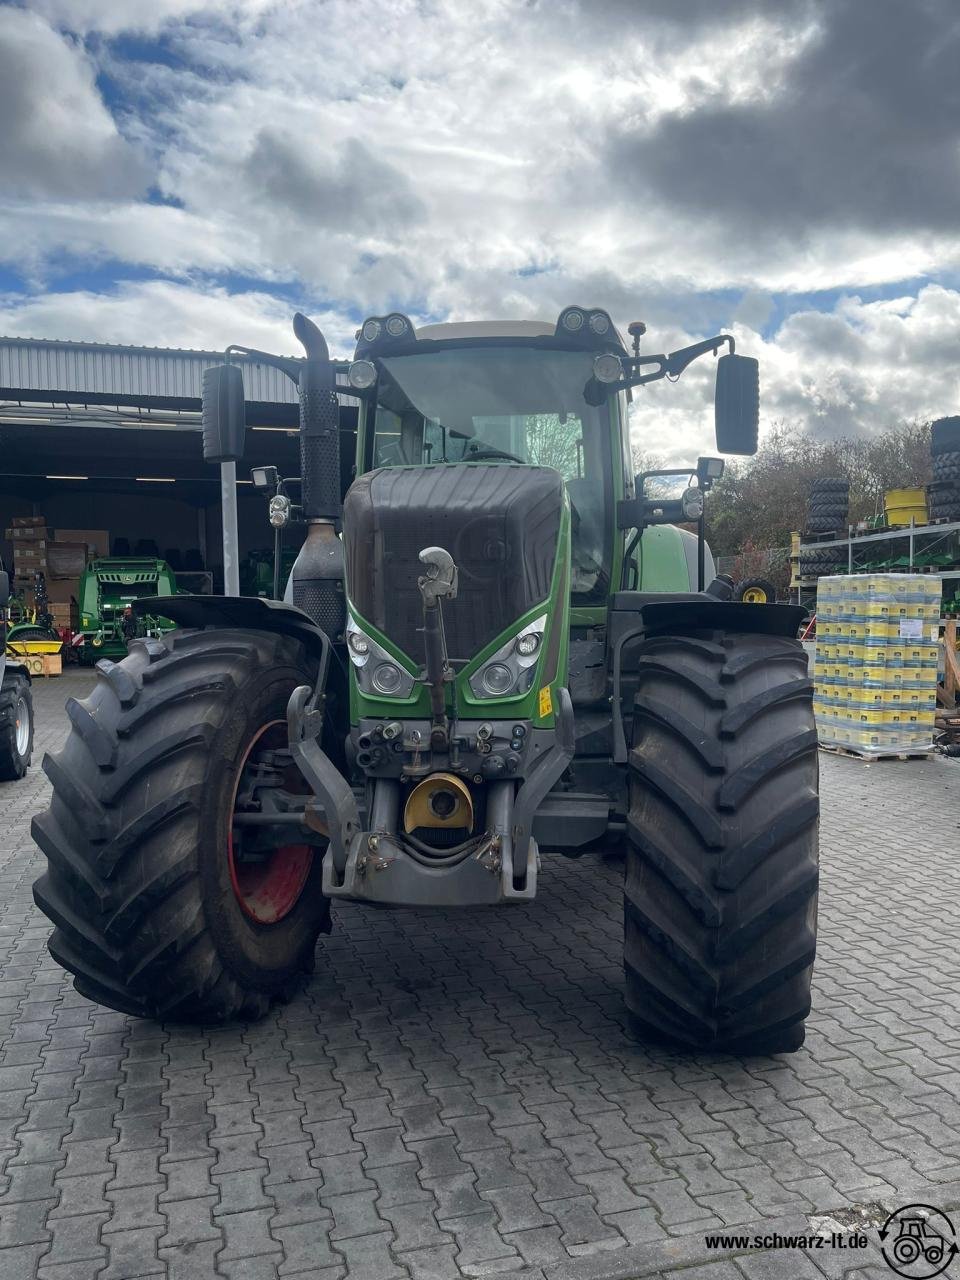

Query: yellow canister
left=884, top=487, right=927, bottom=527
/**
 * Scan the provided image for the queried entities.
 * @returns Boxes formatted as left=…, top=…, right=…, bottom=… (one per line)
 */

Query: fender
left=608, top=593, right=807, bottom=763
left=134, top=594, right=333, bottom=667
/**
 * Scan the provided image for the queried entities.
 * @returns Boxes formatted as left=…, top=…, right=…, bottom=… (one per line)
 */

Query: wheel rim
left=227, top=720, right=313, bottom=925
left=742, top=587, right=768, bottom=604
left=15, top=696, right=30, bottom=758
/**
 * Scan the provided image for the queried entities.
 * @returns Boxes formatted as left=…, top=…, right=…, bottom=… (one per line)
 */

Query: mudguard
left=134, top=594, right=332, bottom=665
left=609, top=594, right=806, bottom=763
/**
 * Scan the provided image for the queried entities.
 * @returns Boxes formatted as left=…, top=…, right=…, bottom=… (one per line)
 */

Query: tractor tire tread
left=31, top=629, right=323, bottom=1023
left=624, top=632, right=818, bottom=1053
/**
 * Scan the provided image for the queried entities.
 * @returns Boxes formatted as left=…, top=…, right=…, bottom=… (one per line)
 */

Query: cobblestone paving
left=2, top=672, right=960, bottom=1280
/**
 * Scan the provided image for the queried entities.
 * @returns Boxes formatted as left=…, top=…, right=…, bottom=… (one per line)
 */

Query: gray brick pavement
left=1, top=671, right=960, bottom=1278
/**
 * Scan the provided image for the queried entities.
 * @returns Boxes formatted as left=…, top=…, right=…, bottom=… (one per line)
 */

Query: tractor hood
left=343, top=463, right=565, bottom=664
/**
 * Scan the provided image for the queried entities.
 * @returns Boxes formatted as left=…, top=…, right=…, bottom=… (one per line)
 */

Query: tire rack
left=795, top=518, right=960, bottom=615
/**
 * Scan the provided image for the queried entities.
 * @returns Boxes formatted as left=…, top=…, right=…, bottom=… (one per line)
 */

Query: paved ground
left=2, top=671, right=960, bottom=1280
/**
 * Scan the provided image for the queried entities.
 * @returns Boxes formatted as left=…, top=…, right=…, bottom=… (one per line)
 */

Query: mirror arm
left=606, top=334, right=736, bottom=395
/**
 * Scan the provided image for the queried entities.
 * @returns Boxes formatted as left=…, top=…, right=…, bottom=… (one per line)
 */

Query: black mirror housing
left=202, top=364, right=246, bottom=463
left=715, top=353, right=759, bottom=455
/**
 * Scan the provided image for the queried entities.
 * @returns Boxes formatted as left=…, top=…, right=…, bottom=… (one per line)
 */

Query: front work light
left=361, top=318, right=381, bottom=342
left=268, top=494, right=291, bottom=527
left=593, top=353, right=622, bottom=383
left=348, top=360, right=377, bottom=389
left=560, top=307, right=585, bottom=332
left=385, top=314, right=409, bottom=337
left=697, top=456, right=725, bottom=482
left=680, top=486, right=704, bottom=521
left=251, top=465, right=278, bottom=490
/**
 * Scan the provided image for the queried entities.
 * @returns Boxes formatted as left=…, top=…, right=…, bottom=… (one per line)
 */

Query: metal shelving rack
left=795, top=519, right=960, bottom=611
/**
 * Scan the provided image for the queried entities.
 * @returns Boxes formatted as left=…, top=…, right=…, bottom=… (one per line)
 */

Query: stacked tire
left=804, top=477, right=849, bottom=536
left=928, top=417, right=960, bottom=523
left=798, top=545, right=845, bottom=579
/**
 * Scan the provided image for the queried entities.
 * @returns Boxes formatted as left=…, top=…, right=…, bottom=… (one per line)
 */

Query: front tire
left=0, top=670, right=34, bottom=781
left=31, top=629, right=329, bottom=1021
left=624, top=631, right=819, bottom=1054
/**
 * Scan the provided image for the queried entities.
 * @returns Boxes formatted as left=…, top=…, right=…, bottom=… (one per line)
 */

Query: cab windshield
left=367, top=346, right=611, bottom=602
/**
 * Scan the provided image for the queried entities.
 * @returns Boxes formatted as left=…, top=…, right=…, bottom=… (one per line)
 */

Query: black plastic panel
left=344, top=464, right=563, bottom=661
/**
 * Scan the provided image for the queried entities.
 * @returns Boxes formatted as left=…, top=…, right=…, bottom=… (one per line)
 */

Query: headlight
left=348, top=631, right=370, bottom=660
left=588, top=310, right=611, bottom=335
left=481, top=663, right=514, bottom=695
left=468, top=614, right=547, bottom=700
left=346, top=617, right=415, bottom=697
left=560, top=307, right=585, bottom=332
left=372, top=662, right=403, bottom=694
left=361, top=318, right=381, bottom=342
left=385, top=314, right=409, bottom=337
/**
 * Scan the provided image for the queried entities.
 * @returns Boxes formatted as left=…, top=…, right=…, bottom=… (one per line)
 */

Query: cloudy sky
left=1, top=0, right=959, bottom=462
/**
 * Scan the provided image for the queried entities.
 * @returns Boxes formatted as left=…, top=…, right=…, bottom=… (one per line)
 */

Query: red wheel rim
left=227, top=720, right=314, bottom=924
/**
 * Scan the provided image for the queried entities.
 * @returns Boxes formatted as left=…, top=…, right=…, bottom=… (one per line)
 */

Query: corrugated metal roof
left=0, top=335, right=356, bottom=405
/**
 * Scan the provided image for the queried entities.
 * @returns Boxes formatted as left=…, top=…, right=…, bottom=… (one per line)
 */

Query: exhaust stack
left=290, top=313, right=346, bottom=639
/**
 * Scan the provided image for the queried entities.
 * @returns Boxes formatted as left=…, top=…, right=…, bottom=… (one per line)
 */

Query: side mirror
left=0, top=569, right=8, bottom=607
left=201, top=364, right=246, bottom=462
left=715, top=353, right=758, bottom=455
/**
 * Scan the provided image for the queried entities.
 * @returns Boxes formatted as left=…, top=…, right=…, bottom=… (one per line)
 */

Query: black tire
left=31, top=629, right=330, bottom=1022
left=624, top=631, right=819, bottom=1054
left=805, top=516, right=844, bottom=534
left=0, top=670, right=34, bottom=781
left=809, top=477, right=849, bottom=494
left=798, top=559, right=843, bottom=578
left=932, top=416, right=960, bottom=455
left=735, top=577, right=777, bottom=604
left=807, top=496, right=848, bottom=513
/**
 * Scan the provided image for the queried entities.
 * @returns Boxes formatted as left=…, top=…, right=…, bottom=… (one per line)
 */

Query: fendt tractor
left=31, top=307, right=819, bottom=1054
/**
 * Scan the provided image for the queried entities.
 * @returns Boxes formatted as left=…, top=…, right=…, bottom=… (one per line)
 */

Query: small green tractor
left=0, top=565, right=34, bottom=781
left=75, top=556, right=179, bottom=661
left=32, top=308, right=818, bottom=1053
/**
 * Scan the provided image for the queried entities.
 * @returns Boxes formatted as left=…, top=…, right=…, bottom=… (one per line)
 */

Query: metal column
left=220, top=460, right=240, bottom=597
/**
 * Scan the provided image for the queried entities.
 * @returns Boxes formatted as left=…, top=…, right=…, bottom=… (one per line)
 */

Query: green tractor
left=75, top=556, right=179, bottom=661
left=31, top=308, right=819, bottom=1053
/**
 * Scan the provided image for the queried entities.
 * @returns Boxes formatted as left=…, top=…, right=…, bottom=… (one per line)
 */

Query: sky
left=1, top=0, right=959, bottom=463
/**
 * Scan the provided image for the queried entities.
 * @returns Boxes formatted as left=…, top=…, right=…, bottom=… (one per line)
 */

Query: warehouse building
left=0, top=335, right=358, bottom=599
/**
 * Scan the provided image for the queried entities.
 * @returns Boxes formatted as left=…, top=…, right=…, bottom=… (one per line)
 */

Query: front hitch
left=417, top=546, right=458, bottom=750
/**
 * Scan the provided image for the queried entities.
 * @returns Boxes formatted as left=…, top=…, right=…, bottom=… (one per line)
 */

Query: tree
left=705, top=420, right=932, bottom=558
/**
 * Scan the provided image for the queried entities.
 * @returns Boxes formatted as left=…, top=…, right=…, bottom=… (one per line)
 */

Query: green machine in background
left=76, top=557, right=179, bottom=661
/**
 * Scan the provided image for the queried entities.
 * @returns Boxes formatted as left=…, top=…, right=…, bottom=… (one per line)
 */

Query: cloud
left=0, top=279, right=358, bottom=356
left=629, top=285, right=960, bottom=467
left=0, top=0, right=958, bottom=454
left=605, top=0, right=960, bottom=237
left=23, top=0, right=275, bottom=37
left=0, top=9, right=147, bottom=199
left=244, top=130, right=425, bottom=233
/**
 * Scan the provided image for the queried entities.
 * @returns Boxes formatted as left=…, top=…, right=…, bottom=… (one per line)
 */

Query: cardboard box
left=47, top=542, right=88, bottom=579
left=4, top=526, right=52, bottom=541
left=42, top=578, right=79, bottom=605
left=13, top=548, right=48, bottom=570
left=47, top=602, right=75, bottom=627
left=12, top=515, right=46, bottom=527
left=56, top=529, right=109, bottom=559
